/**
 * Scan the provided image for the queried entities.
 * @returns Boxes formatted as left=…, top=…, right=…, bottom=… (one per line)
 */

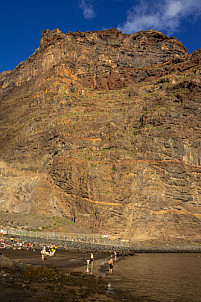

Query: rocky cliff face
left=0, top=28, right=201, bottom=241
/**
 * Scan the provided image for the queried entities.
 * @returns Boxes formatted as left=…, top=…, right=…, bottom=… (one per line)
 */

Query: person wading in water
left=108, top=256, right=114, bottom=274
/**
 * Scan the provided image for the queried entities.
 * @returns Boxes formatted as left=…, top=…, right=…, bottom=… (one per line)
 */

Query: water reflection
left=107, top=282, right=115, bottom=295
left=111, top=253, right=201, bottom=302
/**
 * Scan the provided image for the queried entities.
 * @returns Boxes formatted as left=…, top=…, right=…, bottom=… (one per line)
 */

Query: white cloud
left=79, top=0, right=95, bottom=20
left=118, top=0, right=201, bottom=34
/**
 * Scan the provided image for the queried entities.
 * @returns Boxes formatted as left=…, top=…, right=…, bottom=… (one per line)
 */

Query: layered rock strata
left=0, top=28, right=201, bottom=241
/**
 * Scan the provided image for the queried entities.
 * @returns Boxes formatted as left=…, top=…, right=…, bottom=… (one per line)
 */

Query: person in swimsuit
left=90, top=252, right=94, bottom=262
left=90, top=252, right=94, bottom=271
left=108, top=256, right=114, bottom=274
left=41, top=246, right=46, bottom=261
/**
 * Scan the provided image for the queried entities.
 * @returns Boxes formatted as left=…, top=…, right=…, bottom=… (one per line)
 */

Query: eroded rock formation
left=0, top=28, right=201, bottom=241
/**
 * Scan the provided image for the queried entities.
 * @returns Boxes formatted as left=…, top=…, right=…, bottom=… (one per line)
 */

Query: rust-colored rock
left=0, top=28, right=201, bottom=242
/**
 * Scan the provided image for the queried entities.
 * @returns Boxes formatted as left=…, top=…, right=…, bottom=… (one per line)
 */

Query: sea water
left=109, top=253, right=201, bottom=302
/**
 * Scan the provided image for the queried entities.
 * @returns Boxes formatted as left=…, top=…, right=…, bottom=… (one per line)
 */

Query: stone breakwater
left=5, top=233, right=201, bottom=254
left=5, top=234, right=130, bottom=253
left=131, top=243, right=201, bottom=253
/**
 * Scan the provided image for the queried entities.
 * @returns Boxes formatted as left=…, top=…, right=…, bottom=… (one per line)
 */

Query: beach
left=1, top=233, right=201, bottom=301
left=0, top=241, right=122, bottom=302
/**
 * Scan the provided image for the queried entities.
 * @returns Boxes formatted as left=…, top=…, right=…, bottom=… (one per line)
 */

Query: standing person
left=0, top=227, right=3, bottom=237
left=90, top=252, right=94, bottom=271
left=113, top=250, right=117, bottom=260
left=90, top=252, right=94, bottom=262
left=41, top=246, right=46, bottom=261
left=108, top=256, right=114, bottom=274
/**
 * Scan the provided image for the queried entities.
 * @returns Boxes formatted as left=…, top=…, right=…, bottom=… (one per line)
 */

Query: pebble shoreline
left=2, top=233, right=201, bottom=254
left=23, top=235, right=201, bottom=253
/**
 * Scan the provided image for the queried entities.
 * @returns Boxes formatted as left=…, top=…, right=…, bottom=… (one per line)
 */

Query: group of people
left=0, top=234, right=57, bottom=261
left=86, top=249, right=117, bottom=275
left=41, top=245, right=57, bottom=260
left=0, top=236, right=35, bottom=250
left=1, top=229, right=118, bottom=276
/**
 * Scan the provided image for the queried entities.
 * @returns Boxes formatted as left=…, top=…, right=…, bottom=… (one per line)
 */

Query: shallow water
left=110, top=253, right=201, bottom=302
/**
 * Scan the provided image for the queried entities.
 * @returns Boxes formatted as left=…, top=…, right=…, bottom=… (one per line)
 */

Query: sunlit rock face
left=0, top=28, right=201, bottom=241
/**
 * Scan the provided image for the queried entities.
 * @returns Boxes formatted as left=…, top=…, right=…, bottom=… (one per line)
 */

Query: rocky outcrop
left=0, top=28, right=188, bottom=95
left=0, top=254, right=14, bottom=269
left=0, top=28, right=201, bottom=241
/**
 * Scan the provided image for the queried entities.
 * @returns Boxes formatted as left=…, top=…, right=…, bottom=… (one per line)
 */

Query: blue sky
left=0, top=0, right=201, bottom=73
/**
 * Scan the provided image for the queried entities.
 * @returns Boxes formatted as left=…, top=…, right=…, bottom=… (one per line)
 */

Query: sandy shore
left=1, top=234, right=201, bottom=301
left=2, top=248, right=104, bottom=271
left=0, top=247, right=121, bottom=302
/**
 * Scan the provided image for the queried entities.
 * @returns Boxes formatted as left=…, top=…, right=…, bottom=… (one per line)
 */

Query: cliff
left=0, top=28, right=201, bottom=241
